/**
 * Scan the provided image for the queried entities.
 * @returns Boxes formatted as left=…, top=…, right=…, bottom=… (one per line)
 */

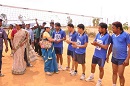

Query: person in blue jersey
left=71, top=24, right=88, bottom=80
left=107, top=22, right=130, bottom=86
left=86, top=23, right=111, bottom=86
left=65, top=24, right=78, bottom=74
left=52, top=23, right=66, bottom=70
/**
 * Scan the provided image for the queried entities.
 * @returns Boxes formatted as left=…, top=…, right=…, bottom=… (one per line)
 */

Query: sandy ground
left=1, top=37, right=130, bottom=86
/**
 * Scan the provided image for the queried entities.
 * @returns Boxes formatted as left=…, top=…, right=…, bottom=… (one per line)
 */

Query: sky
left=0, top=0, right=129, bottom=25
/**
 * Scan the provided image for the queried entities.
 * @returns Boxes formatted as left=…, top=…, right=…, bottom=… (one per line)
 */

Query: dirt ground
left=1, top=37, right=130, bottom=86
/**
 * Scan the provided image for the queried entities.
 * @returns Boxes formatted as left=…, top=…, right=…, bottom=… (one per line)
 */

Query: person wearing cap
left=107, top=21, right=130, bottom=86
left=0, top=19, right=8, bottom=76
left=11, top=23, right=28, bottom=75
left=41, top=24, right=58, bottom=75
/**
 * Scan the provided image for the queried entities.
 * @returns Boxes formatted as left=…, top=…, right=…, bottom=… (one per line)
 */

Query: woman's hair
left=41, top=27, right=50, bottom=38
left=112, top=21, right=123, bottom=31
left=43, top=27, right=50, bottom=33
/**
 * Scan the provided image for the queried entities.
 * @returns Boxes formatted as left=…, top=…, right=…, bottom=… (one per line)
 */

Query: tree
left=123, top=22, right=128, bottom=30
left=92, top=18, right=100, bottom=27
left=92, top=18, right=96, bottom=26
left=95, top=18, right=100, bottom=26
left=108, top=24, right=113, bottom=34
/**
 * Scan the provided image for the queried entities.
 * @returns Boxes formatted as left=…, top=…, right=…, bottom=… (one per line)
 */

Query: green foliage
left=123, top=22, right=128, bottom=30
left=108, top=24, right=112, bottom=31
left=92, top=18, right=100, bottom=27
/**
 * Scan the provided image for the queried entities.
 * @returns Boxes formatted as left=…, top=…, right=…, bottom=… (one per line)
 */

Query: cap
left=44, top=23, right=50, bottom=28
left=15, top=21, right=22, bottom=26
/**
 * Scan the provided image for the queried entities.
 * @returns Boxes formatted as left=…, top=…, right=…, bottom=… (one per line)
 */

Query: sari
left=26, top=31, right=37, bottom=63
left=12, top=29, right=27, bottom=74
left=41, top=32, right=58, bottom=73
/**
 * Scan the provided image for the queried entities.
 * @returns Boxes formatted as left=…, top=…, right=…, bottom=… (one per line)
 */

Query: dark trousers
left=8, top=39, right=12, bottom=50
left=34, top=38, right=42, bottom=56
left=24, top=48, right=30, bottom=66
left=0, top=50, right=2, bottom=73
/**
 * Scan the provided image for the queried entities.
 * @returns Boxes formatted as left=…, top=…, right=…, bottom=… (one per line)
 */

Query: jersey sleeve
left=104, top=35, right=112, bottom=45
left=74, top=33, right=78, bottom=42
left=126, top=33, right=130, bottom=45
left=3, top=29, right=8, bottom=40
left=110, top=34, right=113, bottom=44
left=52, top=32, right=55, bottom=38
left=62, top=31, right=66, bottom=38
left=84, top=34, right=88, bottom=43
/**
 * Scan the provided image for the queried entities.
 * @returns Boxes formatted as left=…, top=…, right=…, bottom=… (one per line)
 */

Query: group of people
left=0, top=18, right=129, bottom=86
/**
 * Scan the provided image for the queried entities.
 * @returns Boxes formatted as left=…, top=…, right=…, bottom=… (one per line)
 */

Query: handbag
left=39, top=39, right=52, bottom=49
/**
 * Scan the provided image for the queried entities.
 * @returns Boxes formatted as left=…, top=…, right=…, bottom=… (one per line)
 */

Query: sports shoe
left=10, top=54, right=13, bottom=57
left=85, top=75, right=94, bottom=81
left=96, top=80, right=102, bottom=86
left=70, top=69, right=74, bottom=74
left=58, top=66, right=64, bottom=71
left=46, top=72, right=53, bottom=76
left=71, top=71, right=77, bottom=76
left=55, top=71, right=59, bottom=74
left=64, top=67, right=70, bottom=71
left=80, top=74, right=86, bottom=80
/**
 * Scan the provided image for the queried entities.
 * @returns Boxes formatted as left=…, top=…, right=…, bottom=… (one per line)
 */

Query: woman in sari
left=12, top=23, right=28, bottom=75
left=41, top=25, right=58, bottom=76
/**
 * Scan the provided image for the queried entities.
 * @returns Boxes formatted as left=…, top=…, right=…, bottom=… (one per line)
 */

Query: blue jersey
left=94, top=33, right=111, bottom=59
left=68, top=31, right=78, bottom=51
left=52, top=29, right=66, bottom=48
left=75, top=33, right=88, bottom=54
left=111, top=31, right=130, bottom=59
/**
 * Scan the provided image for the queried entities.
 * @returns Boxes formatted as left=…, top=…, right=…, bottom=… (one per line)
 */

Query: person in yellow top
left=8, top=24, right=13, bottom=53
left=41, top=24, right=58, bottom=76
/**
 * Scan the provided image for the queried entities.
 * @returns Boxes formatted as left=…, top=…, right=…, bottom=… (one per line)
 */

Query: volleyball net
left=0, top=4, right=103, bottom=27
